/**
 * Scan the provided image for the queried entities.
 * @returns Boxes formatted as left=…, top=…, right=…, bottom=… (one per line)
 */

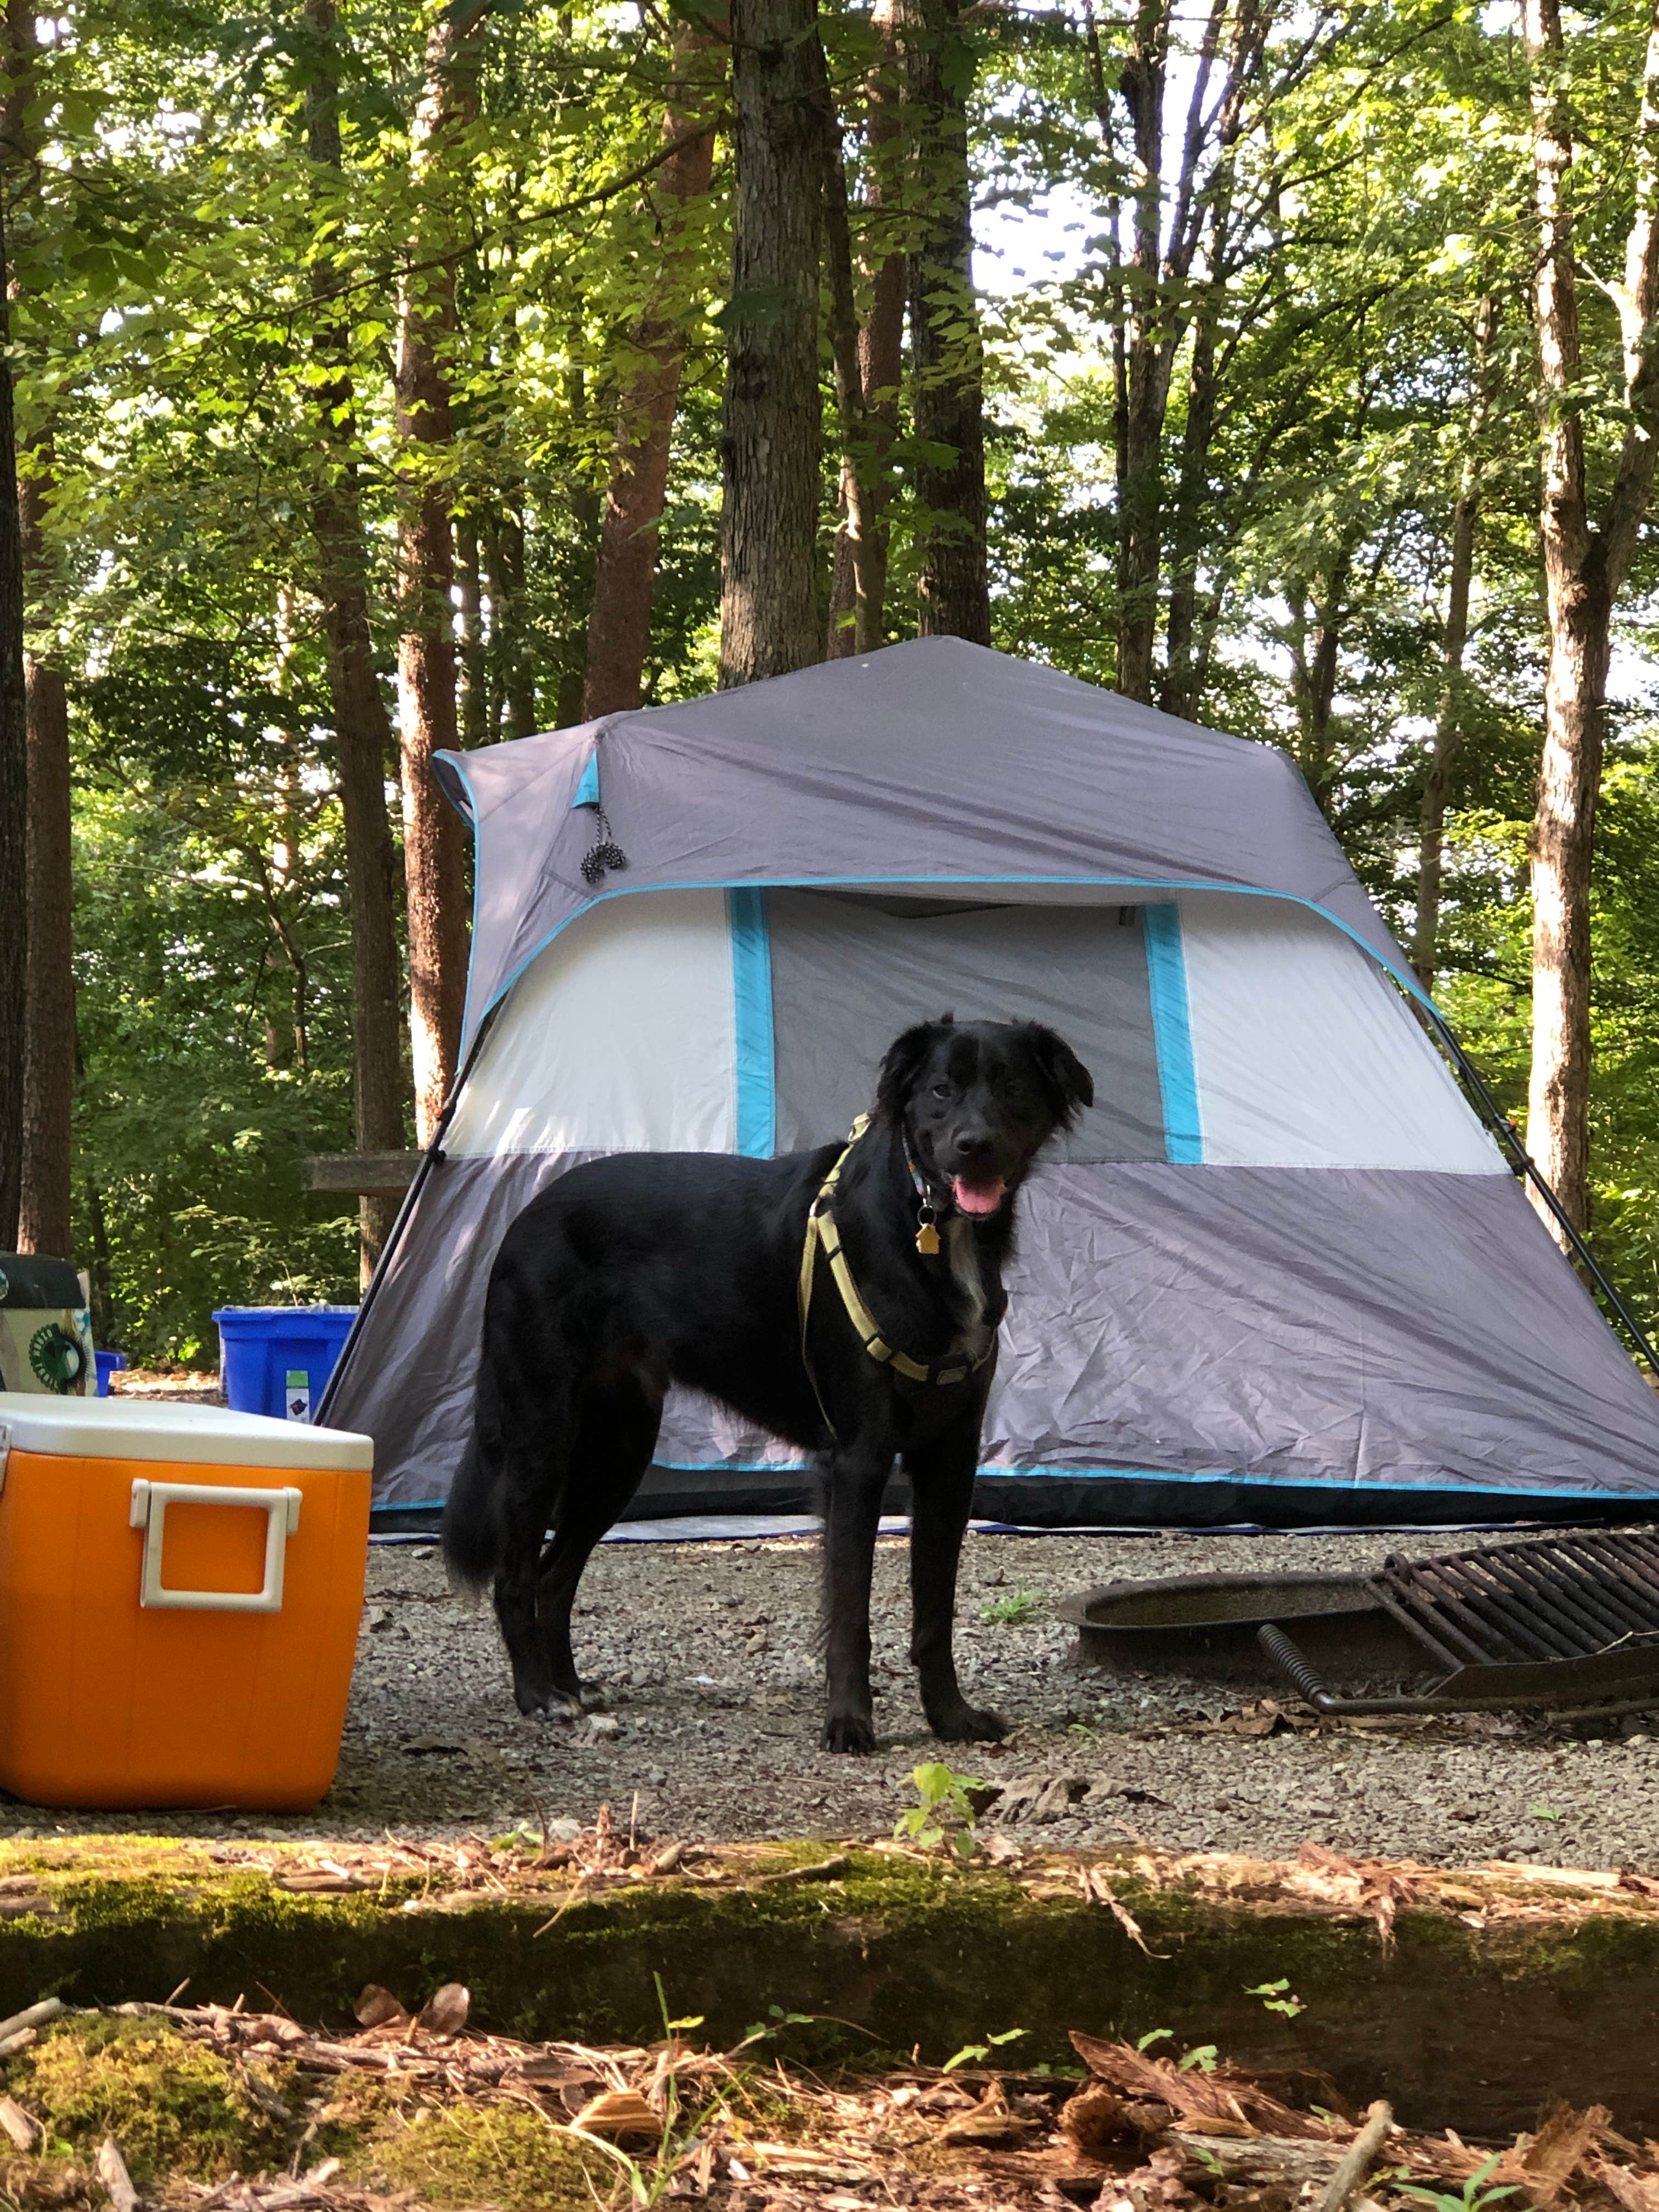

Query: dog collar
left=902, top=1130, right=951, bottom=1256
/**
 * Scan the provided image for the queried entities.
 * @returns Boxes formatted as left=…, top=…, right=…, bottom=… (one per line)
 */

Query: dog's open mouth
left=952, top=1175, right=1007, bottom=1216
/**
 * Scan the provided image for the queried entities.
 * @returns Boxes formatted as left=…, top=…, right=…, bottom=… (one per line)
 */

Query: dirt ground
left=15, top=1524, right=1659, bottom=1866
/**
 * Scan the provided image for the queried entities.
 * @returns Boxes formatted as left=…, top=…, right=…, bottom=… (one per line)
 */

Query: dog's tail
left=441, top=1372, right=506, bottom=1595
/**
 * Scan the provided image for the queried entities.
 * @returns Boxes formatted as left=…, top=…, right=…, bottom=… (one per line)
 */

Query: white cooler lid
left=0, top=1392, right=374, bottom=1471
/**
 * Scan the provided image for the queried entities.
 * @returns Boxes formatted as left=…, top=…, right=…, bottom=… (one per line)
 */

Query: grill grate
left=1373, top=1530, right=1659, bottom=1669
left=1259, top=1529, right=1659, bottom=1718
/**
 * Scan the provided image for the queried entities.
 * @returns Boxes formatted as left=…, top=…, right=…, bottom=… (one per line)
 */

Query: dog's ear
left=1023, top=1025, right=1094, bottom=1126
left=875, top=1015, right=952, bottom=1123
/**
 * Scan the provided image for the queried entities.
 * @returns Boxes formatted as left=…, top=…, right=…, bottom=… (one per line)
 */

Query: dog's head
left=874, top=1016, right=1094, bottom=1220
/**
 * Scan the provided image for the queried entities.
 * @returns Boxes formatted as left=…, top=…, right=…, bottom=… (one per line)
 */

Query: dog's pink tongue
left=952, top=1175, right=1006, bottom=1216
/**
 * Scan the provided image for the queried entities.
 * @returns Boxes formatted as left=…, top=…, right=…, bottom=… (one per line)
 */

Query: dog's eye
left=930, top=1082, right=952, bottom=1101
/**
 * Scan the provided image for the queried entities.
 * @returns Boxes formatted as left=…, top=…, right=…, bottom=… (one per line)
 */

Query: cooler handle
left=129, top=1480, right=302, bottom=1613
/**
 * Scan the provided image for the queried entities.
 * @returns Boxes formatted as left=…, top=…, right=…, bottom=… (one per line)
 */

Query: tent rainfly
left=323, top=637, right=1659, bottom=1529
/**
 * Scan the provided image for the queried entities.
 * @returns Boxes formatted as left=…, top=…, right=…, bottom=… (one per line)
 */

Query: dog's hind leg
left=487, top=1350, right=578, bottom=1720
left=533, top=1371, right=663, bottom=1710
left=905, top=1430, right=1007, bottom=1743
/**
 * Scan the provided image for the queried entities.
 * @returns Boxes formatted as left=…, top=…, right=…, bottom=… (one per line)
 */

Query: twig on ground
left=0, top=1996, right=63, bottom=2045
left=1317, top=2099, right=1395, bottom=2212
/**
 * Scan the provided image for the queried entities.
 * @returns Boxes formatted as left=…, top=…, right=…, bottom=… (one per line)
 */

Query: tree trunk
left=1080, top=1, right=1131, bottom=640
left=305, top=0, right=409, bottom=1284
left=1522, top=0, right=1659, bottom=1239
left=0, top=189, right=26, bottom=1246
left=455, top=510, right=489, bottom=748
left=1528, top=586, right=1610, bottom=1233
left=395, top=5, right=485, bottom=1143
left=826, top=0, right=905, bottom=658
left=7, top=4, right=71, bottom=1261
left=489, top=498, right=537, bottom=737
left=1112, top=0, right=1173, bottom=700
left=1160, top=307, right=1218, bottom=720
left=18, top=637, right=70, bottom=1259
left=1413, top=295, right=1499, bottom=997
left=556, top=357, right=601, bottom=726
left=1104, top=0, right=1272, bottom=707
left=899, top=0, right=990, bottom=644
left=718, top=0, right=824, bottom=687
left=1287, top=555, right=1349, bottom=815
left=582, top=23, right=722, bottom=718
left=815, top=34, right=878, bottom=657
left=1160, top=0, right=1260, bottom=721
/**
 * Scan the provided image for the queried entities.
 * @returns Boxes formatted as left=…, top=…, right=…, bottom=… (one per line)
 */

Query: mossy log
left=2, top=1841, right=1657, bottom=2138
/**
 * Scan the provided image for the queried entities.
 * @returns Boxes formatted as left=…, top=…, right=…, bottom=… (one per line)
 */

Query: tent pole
left=1427, top=1009, right=1659, bottom=1380
left=315, top=1014, right=495, bottom=1428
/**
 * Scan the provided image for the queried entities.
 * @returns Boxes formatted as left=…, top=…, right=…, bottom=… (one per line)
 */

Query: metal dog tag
left=916, top=1213, right=940, bottom=1256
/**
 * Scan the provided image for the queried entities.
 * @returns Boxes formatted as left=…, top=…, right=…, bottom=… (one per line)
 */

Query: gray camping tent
left=323, top=637, right=1659, bottom=1528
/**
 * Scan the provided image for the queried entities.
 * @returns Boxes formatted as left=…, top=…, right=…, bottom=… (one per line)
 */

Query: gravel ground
left=16, top=1524, right=1659, bottom=1869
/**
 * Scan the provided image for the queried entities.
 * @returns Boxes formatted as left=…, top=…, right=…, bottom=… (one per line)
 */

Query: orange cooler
left=0, top=1393, right=373, bottom=1809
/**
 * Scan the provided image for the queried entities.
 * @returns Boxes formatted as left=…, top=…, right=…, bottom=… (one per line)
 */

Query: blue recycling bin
left=94, top=1350, right=127, bottom=1397
left=212, top=1306, right=358, bottom=1422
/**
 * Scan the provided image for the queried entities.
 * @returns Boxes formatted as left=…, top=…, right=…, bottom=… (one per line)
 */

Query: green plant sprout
left=1530, top=1805, right=1563, bottom=1822
left=733, top=2003, right=819, bottom=2050
left=653, top=1972, right=704, bottom=2039
left=1246, top=1977, right=1307, bottom=2018
left=1177, top=2043, right=1220, bottom=2074
left=894, top=1761, right=984, bottom=1859
left=1136, top=2028, right=1173, bottom=2051
left=1397, top=2152, right=1522, bottom=2212
left=944, top=2028, right=1028, bottom=2072
left=980, top=1587, right=1043, bottom=1626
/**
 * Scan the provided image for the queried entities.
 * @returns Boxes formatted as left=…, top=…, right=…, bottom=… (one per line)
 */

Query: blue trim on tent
left=457, top=873, right=1441, bottom=1060
left=366, top=1458, right=1655, bottom=1507
left=1142, top=902, right=1203, bottom=1165
left=728, top=887, right=776, bottom=1159
left=573, top=752, right=601, bottom=809
left=648, top=1459, right=1644, bottom=1500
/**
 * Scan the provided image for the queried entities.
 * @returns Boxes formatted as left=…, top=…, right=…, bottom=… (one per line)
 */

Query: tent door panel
left=766, top=891, right=1167, bottom=1162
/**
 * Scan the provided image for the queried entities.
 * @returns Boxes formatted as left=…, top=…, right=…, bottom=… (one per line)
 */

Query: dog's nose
left=952, top=1129, right=996, bottom=1163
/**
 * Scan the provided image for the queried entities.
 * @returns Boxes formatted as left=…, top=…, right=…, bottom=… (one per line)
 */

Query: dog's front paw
left=577, top=1679, right=607, bottom=1711
left=822, top=1711, right=877, bottom=1754
left=928, top=1701, right=1007, bottom=1743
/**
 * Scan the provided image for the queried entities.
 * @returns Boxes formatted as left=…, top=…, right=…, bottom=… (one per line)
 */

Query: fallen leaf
left=0, top=2095, right=41, bottom=2152
left=95, top=2137, right=139, bottom=2212
left=353, top=1985, right=411, bottom=2030
left=416, top=1982, right=470, bottom=2036
left=569, top=2087, right=660, bottom=2142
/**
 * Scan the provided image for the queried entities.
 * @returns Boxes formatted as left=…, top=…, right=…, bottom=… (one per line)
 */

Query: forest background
left=2, top=0, right=1657, bottom=1369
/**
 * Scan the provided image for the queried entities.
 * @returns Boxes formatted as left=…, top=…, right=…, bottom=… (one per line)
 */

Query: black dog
left=443, top=1015, right=1093, bottom=1752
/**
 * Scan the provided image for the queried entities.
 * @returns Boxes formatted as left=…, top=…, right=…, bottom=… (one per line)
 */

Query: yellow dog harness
left=797, top=1116, right=996, bottom=1411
